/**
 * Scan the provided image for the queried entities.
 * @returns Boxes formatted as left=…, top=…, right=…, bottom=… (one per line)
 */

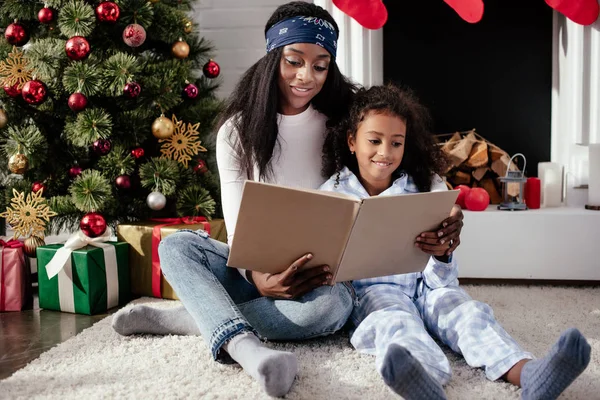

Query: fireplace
left=382, top=0, right=553, bottom=176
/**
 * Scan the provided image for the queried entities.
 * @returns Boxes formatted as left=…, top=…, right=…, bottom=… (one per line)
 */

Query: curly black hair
left=322, top=84, right=448, bottom=192
left=218, top=1, right=357, bottom=181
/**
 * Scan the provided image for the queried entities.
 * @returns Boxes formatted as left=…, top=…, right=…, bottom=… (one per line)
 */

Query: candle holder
left=498, top=153, right=527, bottom=211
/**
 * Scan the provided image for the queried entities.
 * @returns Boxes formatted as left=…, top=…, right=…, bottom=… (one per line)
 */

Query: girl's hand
left=415, top=204, right=464, bottom=256
left=249, top=253, right=332, bottom=299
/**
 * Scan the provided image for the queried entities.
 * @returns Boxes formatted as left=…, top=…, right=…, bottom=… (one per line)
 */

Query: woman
left=112, top=2, right=464, bottom=397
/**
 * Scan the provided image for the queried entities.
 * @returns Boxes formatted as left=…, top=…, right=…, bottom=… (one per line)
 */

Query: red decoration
left=3, top=83, right=22, bottom=98
left=123, top=24, right=146, bottom=47
left=193, top=159, right=209, bottom=174
left=95, top=1, right=120, bottom=23
left=69, top=166, right=83, bottom=178
left=92, top=138, right=112, bottom=155
left=5, top=23, right=29, bottom=46
left=65, top=36, right=91, bottom=61
left=68, top=92, right=88, bottom=112
left=123, top=81, right=141, bottom=98
left=454, top=185, right=471, bottom=209
left=183, top=83, right=199, bottom=99
left=115, top=175, right=131, bottom=190
left=38, top=7, right=55, bottom=24
left=21, top=80, right=48, bottom=105
left=465, top=187, right=490, bottom=211
left=131, top=147, right=145, bottom=159
left=525, top=177, right=541, bottom=209
left=332, top=0, right=388, bottom=29
left=443, top=0, right=484, bottom=23
left=79, top=212, right=107, bottom=238
left=545, top=0, right=599, bottom=26
left=32, top=181, right=47, bottom=194
left=203, top=60, right=220, bottom=79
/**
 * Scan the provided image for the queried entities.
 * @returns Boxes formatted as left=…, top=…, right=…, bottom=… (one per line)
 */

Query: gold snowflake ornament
left=0, top=47, right=34, bottom=90
left=0, top=189, right=57, bottom=239
left=159, top=114, right=207, bottom=167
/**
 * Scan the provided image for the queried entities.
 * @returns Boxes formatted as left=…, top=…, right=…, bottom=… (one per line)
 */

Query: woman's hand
left=415, top=204, right=464, bottom=257
left=249, top=253, right=332, bottom=299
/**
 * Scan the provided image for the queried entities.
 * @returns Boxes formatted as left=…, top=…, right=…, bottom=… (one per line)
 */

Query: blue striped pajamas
left=320, top=167, right=533, bottom=385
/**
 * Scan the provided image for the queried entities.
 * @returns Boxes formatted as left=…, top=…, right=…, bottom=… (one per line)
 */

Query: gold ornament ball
left=183, top=19, right=193, bottom=33
left=8, top=153, right=29, bottom=174
left=0, top=109, right=7, bottom=128
left=172, top=40, right=190, bottom=59
left=24, top=235, right=46, bottom=258
left=152, top=116, right=174, bottom=139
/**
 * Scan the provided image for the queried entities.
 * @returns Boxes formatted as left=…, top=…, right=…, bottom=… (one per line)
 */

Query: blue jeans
left=158, top=229, right=355, bottom=361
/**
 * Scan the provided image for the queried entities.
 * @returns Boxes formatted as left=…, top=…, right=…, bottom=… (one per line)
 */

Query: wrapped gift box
left=37, top=242, right=130, bottom=315
left=117, top=218, right=227, bottom=300
left=0, top=239, right=31, bottom=312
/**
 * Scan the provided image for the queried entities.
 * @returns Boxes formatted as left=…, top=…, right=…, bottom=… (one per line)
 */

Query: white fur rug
left=1, top=285, right=599, bottom=399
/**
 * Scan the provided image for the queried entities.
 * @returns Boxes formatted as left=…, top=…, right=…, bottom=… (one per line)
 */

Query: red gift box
left=0, top=238, right=31, bottom=312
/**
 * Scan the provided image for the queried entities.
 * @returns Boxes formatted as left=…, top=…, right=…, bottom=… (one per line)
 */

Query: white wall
left=192, top=0, right=306, bottom=99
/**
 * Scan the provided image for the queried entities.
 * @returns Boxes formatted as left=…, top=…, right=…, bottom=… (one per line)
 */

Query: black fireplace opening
left=383, top=0, right=553, bottom=176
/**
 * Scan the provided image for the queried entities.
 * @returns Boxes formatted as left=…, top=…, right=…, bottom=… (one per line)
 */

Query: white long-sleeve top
left=216, top=105, right=328, bottom=278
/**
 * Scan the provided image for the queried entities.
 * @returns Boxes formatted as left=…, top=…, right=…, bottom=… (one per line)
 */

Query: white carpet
left=1, top=285, right=599, bottom=399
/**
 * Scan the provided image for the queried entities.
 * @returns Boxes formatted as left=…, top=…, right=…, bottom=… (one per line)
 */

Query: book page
left=334, top=190, right=459, bottom=282
left=227, top=181, right=360, bottom=275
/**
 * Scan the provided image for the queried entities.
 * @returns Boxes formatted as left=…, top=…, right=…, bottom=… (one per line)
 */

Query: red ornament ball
left=3, top=83, right=22, bottom=98
left=123, top=82, right=141, bottom=98
left=38, top=7, right=55, bottom=24
left=131, top=147, right=145, bottom=159
left=22, top=80, right=48, bottom=105
left=68, top=92, right=88, bottom=112
left=465, top=187, right=490, bottom=212
left=32, top=181, right=47, bottom=194
left=115, top=175, right=131, bottom=190
left=203, top=60, right=220, bottom=79
left=92, top=138, right=112, bottom=155
left=454, top=185, right=471, bottom=209
left=193, top=159, right=208, bottom=174
left=79, top=212, right=107, bottom=238
left=65, top=36, right=91, bottom=61
left=123, top=24, right=146, bottom=47
left=5, top=23, right=28, bottom=46
left=183, top=83, right=199, bottom=99
left=95, top=1, right=120, bottom=23
left=69, top=166, right=83, bottom=178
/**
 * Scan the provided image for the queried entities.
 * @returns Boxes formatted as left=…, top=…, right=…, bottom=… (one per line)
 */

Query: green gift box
left=37, top=242, right=130, bottom=315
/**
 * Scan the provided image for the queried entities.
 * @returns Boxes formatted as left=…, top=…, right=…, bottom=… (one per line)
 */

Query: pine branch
left=159, top=0, right=193, bottom=11
left=64, top=108, right=113, bottom=147
left=97, top=145, right=135, bottom=179
left=58, top=0, right=95, bottom=38
left=69, top=169, right=112, bottom=212
left=101, top=52, right=142, bottom=97
left=25, top=39, right=67, bottom=86
left=176, top=185, right=216, bottom=219
left=146, top=3, right=190, bottom=43
left=63, top=60, right=103, bottom=96
left=0, top=0, right=37, bottom=20
left=139, top=157, right=180, bottom=195
left=1, top=124, right=48, bottom=169
left=118, top=0, right=154, bottom=27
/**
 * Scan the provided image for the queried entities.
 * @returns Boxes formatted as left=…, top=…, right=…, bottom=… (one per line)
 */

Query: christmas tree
left=0, top=0, right=222, bottom=242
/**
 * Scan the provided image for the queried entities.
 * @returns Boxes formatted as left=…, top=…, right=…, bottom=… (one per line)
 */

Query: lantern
left=498, top=153, right=528, bottom=211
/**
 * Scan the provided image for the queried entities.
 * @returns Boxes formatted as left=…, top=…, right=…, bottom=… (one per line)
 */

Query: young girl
left=320, top=84, right=591, bottom=400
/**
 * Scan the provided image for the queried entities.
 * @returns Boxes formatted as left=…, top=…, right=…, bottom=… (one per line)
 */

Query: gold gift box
left=116, top=219, right=227, bottom=300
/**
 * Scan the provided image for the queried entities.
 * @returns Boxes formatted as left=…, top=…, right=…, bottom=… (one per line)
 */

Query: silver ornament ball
left=147, top=191, right=167, bottom=211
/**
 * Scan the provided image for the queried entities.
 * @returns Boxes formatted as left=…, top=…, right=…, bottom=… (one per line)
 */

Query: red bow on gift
left=150, top=217, right=211, bottom=298
left=0, top=239, right=24, bottom=249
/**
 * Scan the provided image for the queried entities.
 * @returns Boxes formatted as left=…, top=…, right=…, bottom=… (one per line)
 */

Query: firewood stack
left=437, top=130, right=522, bottom=204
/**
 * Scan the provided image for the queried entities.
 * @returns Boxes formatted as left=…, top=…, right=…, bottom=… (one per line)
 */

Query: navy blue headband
left=265, top=16, right=338, bottom=58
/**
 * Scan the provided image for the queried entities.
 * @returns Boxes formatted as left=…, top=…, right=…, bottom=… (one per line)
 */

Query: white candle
left=538, top=162, right=563, bottom=207
left=589, top=144, right=600, bottom=206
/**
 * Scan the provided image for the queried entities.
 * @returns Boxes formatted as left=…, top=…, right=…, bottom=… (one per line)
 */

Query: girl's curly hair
left=322, top=84, right=448, bottom=192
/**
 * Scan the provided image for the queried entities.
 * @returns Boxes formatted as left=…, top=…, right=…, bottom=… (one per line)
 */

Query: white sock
left=223, top=333, right=298, bottom=397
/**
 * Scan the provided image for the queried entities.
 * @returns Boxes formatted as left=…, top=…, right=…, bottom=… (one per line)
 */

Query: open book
left=227, top=181, right=459, bottom=282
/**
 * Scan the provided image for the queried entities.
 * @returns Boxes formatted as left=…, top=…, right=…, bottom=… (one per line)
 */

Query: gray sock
left=111, top=305, right=201, bottom=336
left=223, top=333, right=298, bottom=397
left=379, top=344, right=447, bottom=400
left=521, top=328, right=591, bottom=400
